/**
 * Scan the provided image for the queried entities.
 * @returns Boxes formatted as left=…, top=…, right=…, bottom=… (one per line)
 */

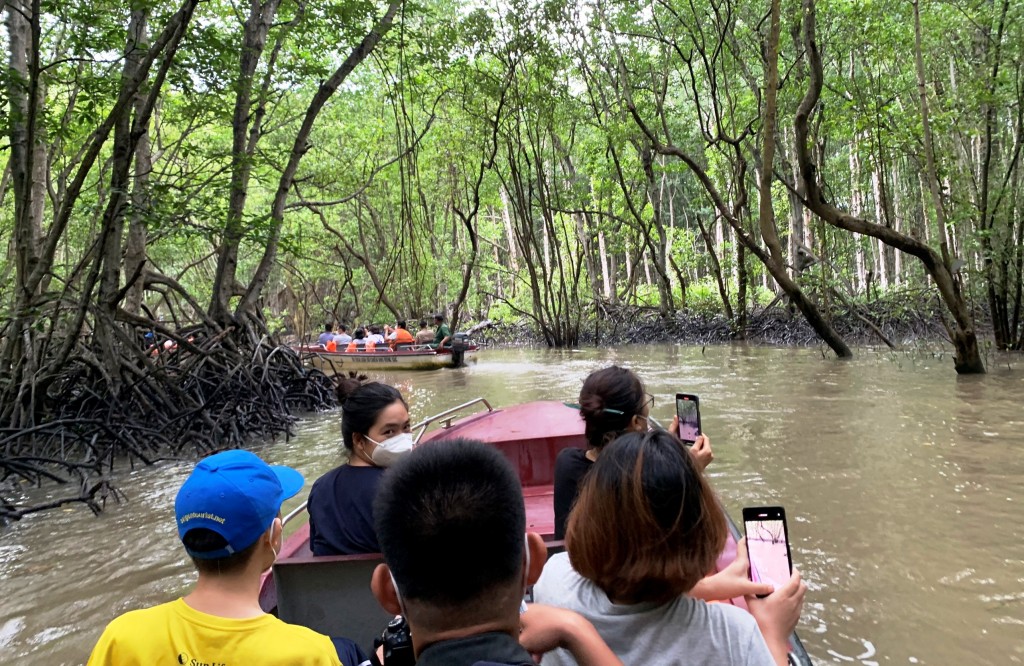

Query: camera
left=374, top=615, right=415, bottom=666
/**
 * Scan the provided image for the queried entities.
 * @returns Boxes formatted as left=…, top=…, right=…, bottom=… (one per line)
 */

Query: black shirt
left=553, top=447, right=594, bottom=540
left=415, top=632, right=533, bottom=666
left=307, top=464, right=385, bottom=556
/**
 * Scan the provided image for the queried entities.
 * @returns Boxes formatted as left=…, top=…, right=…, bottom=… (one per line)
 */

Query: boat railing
left=283, top=500, right=309, bottom=527
left=283, top=397, right=494, bottom=528
left=411, top=397, right=493, bottom=443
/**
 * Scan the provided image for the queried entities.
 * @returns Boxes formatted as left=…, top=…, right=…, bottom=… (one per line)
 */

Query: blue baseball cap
left=174, top=450, right=304, bottom=559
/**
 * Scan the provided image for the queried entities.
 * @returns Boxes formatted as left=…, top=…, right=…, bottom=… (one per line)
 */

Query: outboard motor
left=450, top=332, right=470, bottom=368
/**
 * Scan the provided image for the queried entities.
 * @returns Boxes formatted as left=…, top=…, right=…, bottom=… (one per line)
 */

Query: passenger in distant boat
left=432, top=313, right=451, bottom=348
left=87, top=450, right=344, bottom=666
left=553, top=366, right=713, bottom=540
left=415, top=320, right=434, bottom=345
left=307, top=379, right=412, bottom=556
left=535, top=430, right=806, bottom=666
left=370, top=438, right=623, bottom=666
left=366, top=325, right=387, bottom=345
left=333, top=324, right=352, bottom=346
left=387, top=320, right=415, bottom=348
left=318, top=322, right=335, bottom=347
left=345, top=328, right=367, bottom=352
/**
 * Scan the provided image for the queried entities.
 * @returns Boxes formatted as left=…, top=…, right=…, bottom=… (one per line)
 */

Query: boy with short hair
left=370, top=438, right=621, bottom=666
left=87, top=450, right=343, bottom=666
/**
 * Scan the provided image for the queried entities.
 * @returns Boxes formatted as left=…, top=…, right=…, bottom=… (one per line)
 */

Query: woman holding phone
left=536, top=430, right=806, bottom=666
left=553, top=366, right=712, bottom=539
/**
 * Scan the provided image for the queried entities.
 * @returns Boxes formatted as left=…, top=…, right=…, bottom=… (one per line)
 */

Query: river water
left=1, top=345, right=1022, bottom=665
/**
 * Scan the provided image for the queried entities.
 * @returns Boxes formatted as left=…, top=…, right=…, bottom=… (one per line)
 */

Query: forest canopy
left=1, top=0, right=1021, bottom=511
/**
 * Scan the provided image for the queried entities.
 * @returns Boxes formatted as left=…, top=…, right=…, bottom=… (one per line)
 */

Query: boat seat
left=272, top=541, right=569, bottom=654
left=273, top=552, right=391, bottom=653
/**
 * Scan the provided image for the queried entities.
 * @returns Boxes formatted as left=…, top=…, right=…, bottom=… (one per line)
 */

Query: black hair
left=353, top=328, right=366, bottom=340
left=340, top=382, right=406, bottom=451
left=375, top=438, right=525, bottom=606
left=334, top=371, right=369, bottom=404
left=433, top=313, right=444, bottom=322
left=578, top=366, right=646, bottom=449
left=418, top=320, right=428, bottom=328
left=182, top=528, right=260, bottom=576
left=324, top=322, right=334, bottom=332
left=397, top=320, right=407, bottom=329
left=339, top=324, right=348, bottom=332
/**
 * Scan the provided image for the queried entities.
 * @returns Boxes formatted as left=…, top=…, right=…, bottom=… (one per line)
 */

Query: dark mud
left=480, top=292, right=981, bottom=350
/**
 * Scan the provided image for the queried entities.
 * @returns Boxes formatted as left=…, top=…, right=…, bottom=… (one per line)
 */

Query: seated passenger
left=307, top=380, right=411, bottom=556
left=553, top=365, right=713, bottom=539
left=87, top=451, right=342, bottom=666
left=388, top=319, right=415, bottom=348
left=432, top=313, right=451, bottom=348
left=414, top=320, right=434, bottom=345
left=534, top=430, right=806, bottom=666
left=333, top=324, right=352, bottom=346
left=318, top=322, right=335, bottom=347
left=365, top=325, right=386, bottom=345
left=370, top=438, right=622, bottom=666
left=345, top=328, right=367, bottom=352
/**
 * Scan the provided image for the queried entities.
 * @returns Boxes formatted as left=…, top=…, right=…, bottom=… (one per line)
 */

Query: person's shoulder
left=554, top=447, right=590, bottom=476
left=690, top=596, right=761, bottom=632
left=97, top=600, right=180, bottom=639
left=260, top=618, right=343, bottom=664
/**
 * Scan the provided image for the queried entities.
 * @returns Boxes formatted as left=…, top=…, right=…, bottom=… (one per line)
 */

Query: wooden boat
left=293, top=343, right=479, bottom=372
left=260, top=399, right=813, bottom=665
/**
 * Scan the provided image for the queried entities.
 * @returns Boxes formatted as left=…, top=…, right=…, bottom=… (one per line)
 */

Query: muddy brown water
left=1, top=345, right=1022, bottom=665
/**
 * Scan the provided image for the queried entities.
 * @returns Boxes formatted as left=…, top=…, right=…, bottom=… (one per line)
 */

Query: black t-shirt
left=415, top=632, right=533, bottom=666
left=553, top=447, right=594, bottom=541
left=307, top=464, right=385, bottom=556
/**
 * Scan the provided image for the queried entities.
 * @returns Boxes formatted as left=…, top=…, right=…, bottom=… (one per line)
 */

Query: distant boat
left=258, top=399, right=813, bottom=664
left=293, top=342, right=479, bottom=371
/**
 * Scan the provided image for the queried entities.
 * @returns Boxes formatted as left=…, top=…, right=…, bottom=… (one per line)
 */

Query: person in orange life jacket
left=307, top=380, right=412, bottom=556
left=346, top=328, right=367, bottom=352
left=386, top=320, right=415, bottom=348
left=370, top=439, right=622, bottom=666
left=87, top=450, right=344, bottom=666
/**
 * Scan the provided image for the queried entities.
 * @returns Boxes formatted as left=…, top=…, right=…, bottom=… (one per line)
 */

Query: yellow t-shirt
left=87, top=598, right=343, bottom=666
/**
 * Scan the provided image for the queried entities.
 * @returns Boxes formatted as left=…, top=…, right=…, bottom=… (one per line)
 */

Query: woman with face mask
left=307, top=378, right=413, bottom=556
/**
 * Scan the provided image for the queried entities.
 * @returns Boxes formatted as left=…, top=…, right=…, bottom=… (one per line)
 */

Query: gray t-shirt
left=533, top=553, right=775, bottom=666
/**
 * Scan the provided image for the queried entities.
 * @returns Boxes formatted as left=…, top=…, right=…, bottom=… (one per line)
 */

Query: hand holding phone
left=675, top=393, right=701, bottom=445
left=742, top=506, right=793, bottom=598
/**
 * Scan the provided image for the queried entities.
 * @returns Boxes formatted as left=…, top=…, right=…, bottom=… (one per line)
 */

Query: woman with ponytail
left=553, top=366, right=713, bottom=540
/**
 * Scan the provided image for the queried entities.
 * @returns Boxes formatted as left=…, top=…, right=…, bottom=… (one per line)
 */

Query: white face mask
left=365, top=432, right=414, bottom=467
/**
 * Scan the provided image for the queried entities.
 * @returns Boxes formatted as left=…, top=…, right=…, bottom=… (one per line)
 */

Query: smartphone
left=675, top=393, right=701, bottom=444
left=743, top=506, right=793, bottom=597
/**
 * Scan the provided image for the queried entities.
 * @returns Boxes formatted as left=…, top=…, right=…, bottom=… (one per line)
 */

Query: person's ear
left=525, top=532, right=546, bottom=585
left=371, top=563, right=403, bottom=615
left=269, top=517, right=283, bottom=551
left=629, top=414, right=647, bottom=432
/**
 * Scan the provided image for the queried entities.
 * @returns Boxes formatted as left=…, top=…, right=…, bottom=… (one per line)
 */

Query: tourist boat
left=260, top=399, right=813, bottom=665
left=293, top=342, right=480, bottom=372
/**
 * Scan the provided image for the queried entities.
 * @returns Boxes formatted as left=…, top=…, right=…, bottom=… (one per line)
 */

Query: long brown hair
left=565, top=429, right=727, bottom=604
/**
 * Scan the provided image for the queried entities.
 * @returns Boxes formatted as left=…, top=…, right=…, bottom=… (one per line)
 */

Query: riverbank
left=483, top=290, right=980, bottom=349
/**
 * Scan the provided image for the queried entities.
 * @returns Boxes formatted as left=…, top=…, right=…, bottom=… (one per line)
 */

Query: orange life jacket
left=325, top=339, right=337, bottom=352
left=346, top=340, right=358, bottom=352
left=364, top=340, right=376, bottom=352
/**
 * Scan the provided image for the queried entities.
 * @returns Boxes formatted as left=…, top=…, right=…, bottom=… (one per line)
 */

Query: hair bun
left=334, top=371, right=369, bottom=404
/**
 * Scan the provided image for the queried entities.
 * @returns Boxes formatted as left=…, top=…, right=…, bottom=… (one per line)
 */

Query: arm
left=746, top=570, right=807, bottom=666
left=689, top=538, right=773, bottom=601
left=519, top=604, right=622, bottom=666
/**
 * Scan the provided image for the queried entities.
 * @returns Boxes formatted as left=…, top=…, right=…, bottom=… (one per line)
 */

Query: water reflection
left=0, top=345, right=1021, bottom=665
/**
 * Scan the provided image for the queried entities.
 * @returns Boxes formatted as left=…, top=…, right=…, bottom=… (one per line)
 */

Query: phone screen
left=675, top=394, right=701, bottom=444
left=744, top=508, right=792, bottom=592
